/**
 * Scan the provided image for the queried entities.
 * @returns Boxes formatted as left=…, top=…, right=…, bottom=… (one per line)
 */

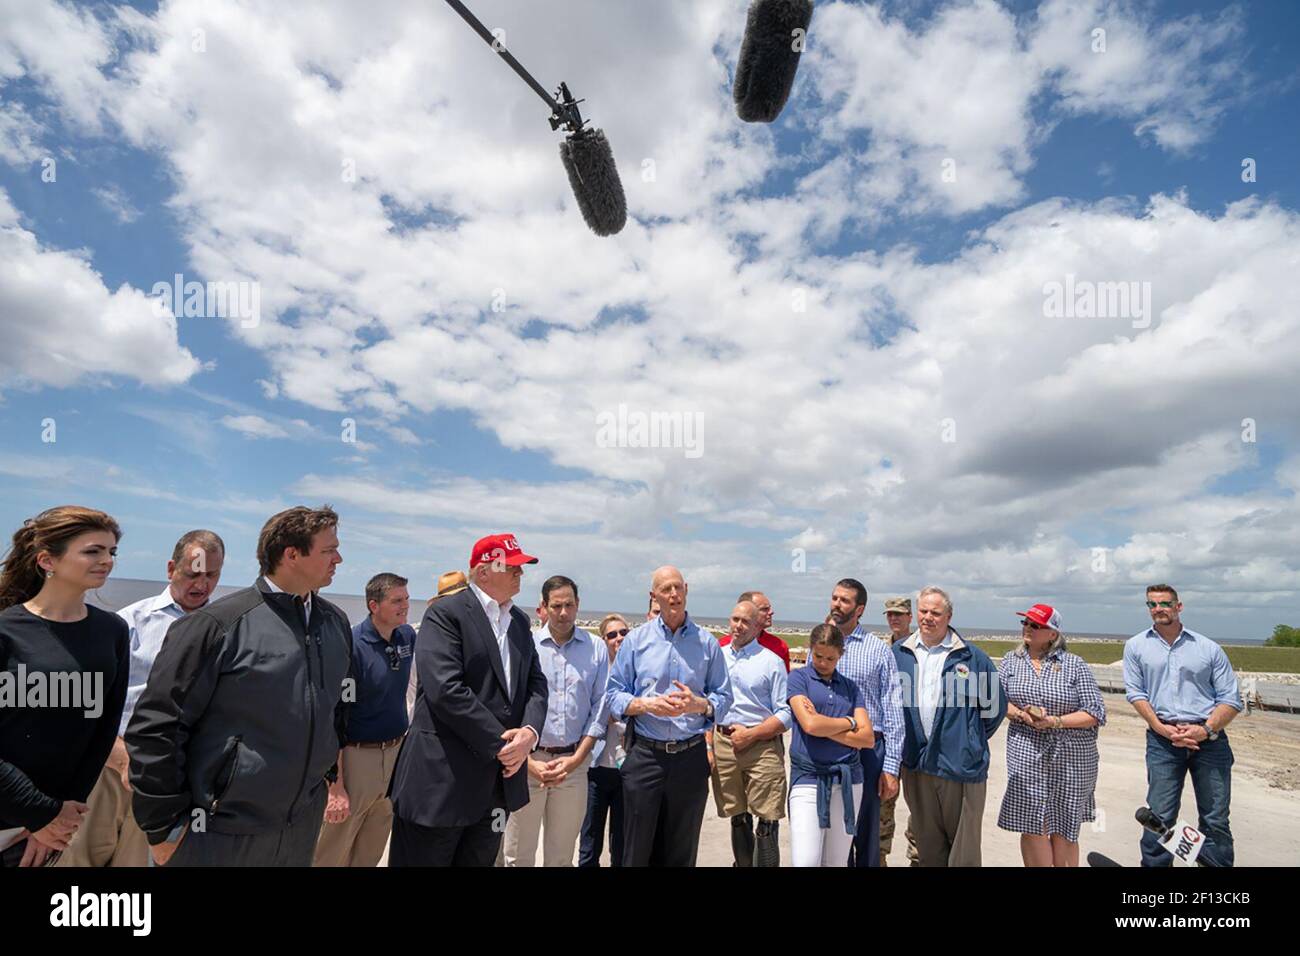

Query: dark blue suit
left=387, top=588, right=547, bottom=865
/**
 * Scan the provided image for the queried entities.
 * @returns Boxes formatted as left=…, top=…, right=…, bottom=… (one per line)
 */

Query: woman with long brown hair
left=0, top=506, right=130, bottom=867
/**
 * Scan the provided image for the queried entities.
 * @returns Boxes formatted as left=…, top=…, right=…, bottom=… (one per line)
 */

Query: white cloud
left=91, top=184, right=141, bottom=223
left=0, top=101, right=43, bottom=165
left=798, top=0, right=1246, bottom=219
left=0, top=188, right=201, bottom=390
left=0, top=0, right=116, bottom=132
left=219, top=414, right=290, bottom=440
left=1030, top=0, right=1246, bottom=152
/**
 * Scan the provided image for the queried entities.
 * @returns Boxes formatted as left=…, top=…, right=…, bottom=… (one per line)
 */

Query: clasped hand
left=641, top=680, right=706, bottom=718
left=1164, top=722, right=1207, bottom=750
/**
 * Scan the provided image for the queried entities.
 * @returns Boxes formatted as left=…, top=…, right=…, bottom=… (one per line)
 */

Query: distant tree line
left=1266, top=625, right=1300, bottom=647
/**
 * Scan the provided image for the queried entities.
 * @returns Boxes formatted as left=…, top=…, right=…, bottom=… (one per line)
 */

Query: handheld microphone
left=733, top=0, right=815, bottom=123
left=441, top=0, right=627, bottom=236
left=1135, top=807, right=1209, bottom=866
left=1134, top=806, right=1171, bottom=838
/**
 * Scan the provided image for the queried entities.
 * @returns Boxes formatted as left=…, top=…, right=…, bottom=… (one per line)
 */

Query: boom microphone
left=733, top=0, right=815, bottom=124
left=441, top=0, right=627, bottom=236
left=559, top=125, right=627, bottom=237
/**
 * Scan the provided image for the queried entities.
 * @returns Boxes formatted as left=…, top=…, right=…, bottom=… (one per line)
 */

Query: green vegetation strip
left=772, top=633, right=1300, bottom=673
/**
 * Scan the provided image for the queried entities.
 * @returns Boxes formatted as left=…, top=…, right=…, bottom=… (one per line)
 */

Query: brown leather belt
left=537, top=743, right=578, bottom=756
left=350, top=736, right=403, bottom=750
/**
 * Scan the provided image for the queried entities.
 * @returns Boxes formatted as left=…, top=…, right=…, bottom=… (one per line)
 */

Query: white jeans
left=789, top=783, right=863, bottom=868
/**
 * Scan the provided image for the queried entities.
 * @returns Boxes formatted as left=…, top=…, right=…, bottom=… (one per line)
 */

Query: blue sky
left=2, top=0, right=1298, bottom=638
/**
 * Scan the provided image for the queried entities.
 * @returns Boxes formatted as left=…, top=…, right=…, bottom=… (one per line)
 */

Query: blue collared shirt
left=1123, top=626, right=1242, bottom=723
left=720, top=638, right=791, bottom=729
left=534, top=626, right=610, bottom=748
left=839, top=625, right=906, bottom=776
left=606, top=613, right=733, bottom=741
left=346, top=617, right=416, bottom=743
left=116, top=589, right=189, bottom=736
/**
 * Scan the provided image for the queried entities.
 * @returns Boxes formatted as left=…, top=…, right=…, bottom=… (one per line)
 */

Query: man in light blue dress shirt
left=59, top=530, right=225, bottom=867
left=1124, top=584, right=1242, bottom=867
left=827, top=578, right=905, bottom=867
left=708, top=600, right=790, bottom=867
left=503, top=575, right=608, bottom=866
left=606, top=566, right=732, bottom=867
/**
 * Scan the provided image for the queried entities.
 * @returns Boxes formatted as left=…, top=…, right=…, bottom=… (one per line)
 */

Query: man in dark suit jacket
left=388, top=533, right=548, bottom=866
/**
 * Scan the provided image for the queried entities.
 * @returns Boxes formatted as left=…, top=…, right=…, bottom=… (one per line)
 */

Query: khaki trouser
left=879, top=767, right=920, bottom=866
left=57, top=763, right=150, bottom=868
left=710, top=732, right=786, bottom=821
left=313, top=741, right=401, bottom=867
left=902, top=769, right=986, bottom=867
left=503, top=753, right=591, bottom=867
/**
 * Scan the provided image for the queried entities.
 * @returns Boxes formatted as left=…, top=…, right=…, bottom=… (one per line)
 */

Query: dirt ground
left=686, top=692, right=1300, bottom=867
left=382, top=692, right=1300, bottom=867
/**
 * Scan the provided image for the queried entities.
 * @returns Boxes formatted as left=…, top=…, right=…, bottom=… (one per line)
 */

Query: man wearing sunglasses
left=1123, top=584, right=1242, bottom=867
left=314, top=573, right=414, bottom=866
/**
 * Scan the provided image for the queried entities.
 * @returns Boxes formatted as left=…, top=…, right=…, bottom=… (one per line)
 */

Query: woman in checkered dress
left=997, top=604, right=1106, bottom=867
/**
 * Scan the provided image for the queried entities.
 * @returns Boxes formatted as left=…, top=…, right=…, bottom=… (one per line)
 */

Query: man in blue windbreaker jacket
left=893, top=586, right=1006, bottom=866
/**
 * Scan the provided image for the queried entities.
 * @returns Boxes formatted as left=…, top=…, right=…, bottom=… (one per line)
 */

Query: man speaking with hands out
left=607, top=566, right=732, bottom=867
left=388, top=534, right=547, bottom=866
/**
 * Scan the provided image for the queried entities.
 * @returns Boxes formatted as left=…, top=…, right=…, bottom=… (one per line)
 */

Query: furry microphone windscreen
left=733, top=0, right=815, bottom=124
left=559, top=127, right=627, bottom=237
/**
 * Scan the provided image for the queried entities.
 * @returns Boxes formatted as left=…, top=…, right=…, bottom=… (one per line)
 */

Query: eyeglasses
left=384, top=645, right=402, bottom=671
left=605, top=628, right=629, bottom=639
left=1020, top=620, right=1047, bottom=630
left=1146, top=600, right=1176, bottom=609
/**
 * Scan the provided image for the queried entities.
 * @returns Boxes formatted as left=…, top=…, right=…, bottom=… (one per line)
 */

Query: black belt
left=637, top=734, right=705, bottom=754
left=537, top=743, right=578, bottom=756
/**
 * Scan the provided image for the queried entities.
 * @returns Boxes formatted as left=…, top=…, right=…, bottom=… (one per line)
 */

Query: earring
left=45, top=571, right=54, bottom=579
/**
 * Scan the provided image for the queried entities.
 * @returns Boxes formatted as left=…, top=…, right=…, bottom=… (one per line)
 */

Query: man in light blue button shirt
left=606, top=566, right=732, bottom=866
left=828, top=579, right=905, bottom=868
left=59, top=530, right=225, bottom=867
left=1124, top=584, right=1242, bottom=867
left=708, top=600, right=790, bottom=867
left=503, top=575, right=608, bottom=866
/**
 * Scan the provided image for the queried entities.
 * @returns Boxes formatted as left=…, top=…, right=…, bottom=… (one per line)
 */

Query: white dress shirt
left=912, top=628, right=957, bottom=739
left=116, top=588, right=189, bottom=736
left=470, top=581, right=514, bottom=697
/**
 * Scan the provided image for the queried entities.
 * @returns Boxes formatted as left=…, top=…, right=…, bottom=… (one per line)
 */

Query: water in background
left=85, top=577, right=1257, bottom=643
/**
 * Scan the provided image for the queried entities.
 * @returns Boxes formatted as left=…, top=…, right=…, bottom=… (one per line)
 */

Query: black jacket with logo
left=125, top=578, right=351, bottom=844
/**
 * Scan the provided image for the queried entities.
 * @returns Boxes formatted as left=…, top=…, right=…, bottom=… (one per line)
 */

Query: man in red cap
left=387, top=534, right=548, bottom=866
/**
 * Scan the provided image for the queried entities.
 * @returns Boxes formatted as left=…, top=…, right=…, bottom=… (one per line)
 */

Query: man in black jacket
left=388, top=533, right=548, bottom=866
left=125, top=506, right=351, bottom=867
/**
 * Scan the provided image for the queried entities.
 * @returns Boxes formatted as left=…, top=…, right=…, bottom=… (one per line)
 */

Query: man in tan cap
left=879, top=596, right=917, bottom=866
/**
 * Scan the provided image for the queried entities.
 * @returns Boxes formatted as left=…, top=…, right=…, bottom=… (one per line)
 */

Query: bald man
left=606, top=567, right=733, bottom=867
left=708, top=601, right=789, bottom=867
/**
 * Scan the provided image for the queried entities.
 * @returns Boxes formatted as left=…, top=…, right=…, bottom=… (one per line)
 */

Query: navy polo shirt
left=346, top=617, right=416, bottom=744
left=787, top=665, right=865, bottom=787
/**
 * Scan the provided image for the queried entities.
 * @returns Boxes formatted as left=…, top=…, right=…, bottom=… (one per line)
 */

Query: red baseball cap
left=469, top=533, right=538, bottom=569
left=1017, top=603, right=1062, bottom=631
